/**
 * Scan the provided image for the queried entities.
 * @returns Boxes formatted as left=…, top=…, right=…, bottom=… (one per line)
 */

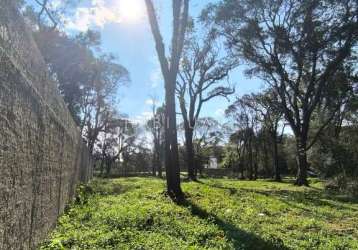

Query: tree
left=97, top=117, right=139, bottom=177
left=145, top=0, right=190, bottom=200
left=238, top=92, right=284, bottom=181
left=23, top=0, right=78, bottom=29
left=227, top=99, right=260, bottom=180
left=192, top=117, right=224, bottom=175
left=146, top=99, right=165, bottom=178
left=176, top=27, right=235, bottom=180
left=98, top=112, right=121, bottom=177
left=82, top=54, right=129, bottom=154
left=205, top=0, right=358, bottom=185
left=309, top=71, right=357, bottom=179
left=34, top=28, right=129, bottom=155
left=33, top=29, right=100, bottom=124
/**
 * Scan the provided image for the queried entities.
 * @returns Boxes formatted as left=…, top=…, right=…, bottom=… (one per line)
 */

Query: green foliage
left=41, top=178, right=358, bottom=250
left=222, top=146, right=239, bottom=169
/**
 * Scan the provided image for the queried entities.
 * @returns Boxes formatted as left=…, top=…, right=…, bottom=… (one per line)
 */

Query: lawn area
left=40, top=177, right=358, bottom=250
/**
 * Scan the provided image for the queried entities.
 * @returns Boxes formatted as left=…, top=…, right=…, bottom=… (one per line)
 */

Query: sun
left=118, top=0, right=146, bottom=23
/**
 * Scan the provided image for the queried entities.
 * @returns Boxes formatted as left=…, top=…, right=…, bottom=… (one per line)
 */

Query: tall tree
left=146, top=99, right=165, bottom=178
left=205, top=0, right=358, bottom=185
left=34, top=28, right=128, bottom=153
left=238, top=92, right=284, bottom=181
left=227, top=98, right=260, bottom=180
left=176, top=28, right=235, bottom=180
left=83, top=54, right=129, bottom=154
left=145, top=0, right=189, bottom=199
left=33, top=29, right=100, bottom=123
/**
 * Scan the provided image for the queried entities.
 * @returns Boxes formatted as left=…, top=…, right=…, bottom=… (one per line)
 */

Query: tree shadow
left=195, top=179, right=238, bottom=195
left=239, top=188, right=358, bottom=213
left=197, top=178, right=357, bottom=207
left=179, top=199, right=289, bottom=250
left=89, top=180, right=139, bottom=196
left=195, top=179, right=358, bottom=218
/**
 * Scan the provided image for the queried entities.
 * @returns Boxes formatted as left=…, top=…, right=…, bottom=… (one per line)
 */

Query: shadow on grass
left=239, top=188, right=358, bottom=212
left=179, top=199, right=288, bottom=250
left=89, top=180, right=139, bottom=196
left=197, top=178, right=357, bottom=207
left=195, top=179, right=238, bottom=195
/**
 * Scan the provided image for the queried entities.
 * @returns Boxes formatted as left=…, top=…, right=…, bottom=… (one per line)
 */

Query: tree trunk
left=158, top=141, right=163, bottom=178
left=157, top=157, right=162, bottom=178
left=144, top=0, right=188, bottom=201
left=248, top=139, right=253, bottom=180
left=294, top=138, right=309, bottom=186
left=263, top=140, right=270, bottom=178
left=272, top=133, right=281, bottom=181
left=100, top=160, right=105, bottom=177
left=152, top=148, right=157, bottom=177
left=164, top=76, right=183, bottom=200
left=185, top=128, right=196, bottom=180
left=241, top=146, right=246, bottom=179
left=105, top=159, right=111, bottom=178
left=253, top=141, right=258, bottom=180
left=254, top=162, right=258, bottom=180
left=157, top=127, right=163, bottom=178
left=240, top=162, right=245, bottom=179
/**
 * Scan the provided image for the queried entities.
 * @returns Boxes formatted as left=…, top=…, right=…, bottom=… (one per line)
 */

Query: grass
left=40, top=177, right=358, bottom=250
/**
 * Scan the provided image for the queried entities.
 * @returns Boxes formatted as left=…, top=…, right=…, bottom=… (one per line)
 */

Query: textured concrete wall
left=0, top=1, right=93, bottom=249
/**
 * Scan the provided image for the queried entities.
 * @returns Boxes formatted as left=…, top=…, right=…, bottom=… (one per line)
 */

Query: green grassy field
left=40, top=177, right=358, bottom=250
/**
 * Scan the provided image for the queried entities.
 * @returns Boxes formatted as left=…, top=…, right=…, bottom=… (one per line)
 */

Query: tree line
left=146, top=0, right=357, bottom=200
left=18, top=0, right=358, bottom=200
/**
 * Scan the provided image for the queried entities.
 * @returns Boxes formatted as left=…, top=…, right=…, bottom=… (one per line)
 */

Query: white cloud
left=149, top=66, right=163, bottom=88
left=49, top=0, right=63, bottom=9
left=65, top=0, right=146, bottom=31
left=145, top=99, right=159, bottom=106
left=132, top=111, right=153, bottom=125
left=214, top=108, right=225, bottom=118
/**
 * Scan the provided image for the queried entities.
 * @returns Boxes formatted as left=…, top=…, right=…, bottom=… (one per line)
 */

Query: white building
left=208, top=157, right=218, bottom=169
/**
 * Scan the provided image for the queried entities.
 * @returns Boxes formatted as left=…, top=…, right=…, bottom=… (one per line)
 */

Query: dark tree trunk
left=105, top=159, right=112, bottom=178
left=253, top=141, right=258, bottom=180
left=185, top=128, right=196, bottom=180
left=152, top=153, right=157, bottom=176
left=145, top=0, right=188, bottom=201
left=240, top=163, right=245, bottom=179
left=100, top=160, right=105, bottom=177
left=263, top=140, right=270, bottom=178
left=272, top=133, right=281, bottom=182
left=240, top=146, right=246, bottom=179
left=294, top=138, right=309, bottom=186
left=164, top=77, right=183, bottom=199
left=158, top=143, right=163, bottom=178
left=254, top=162, right=258, bottom=180
left=248, top=139, right=253, bottom=180
left=158, top=128, right=163, bottom=178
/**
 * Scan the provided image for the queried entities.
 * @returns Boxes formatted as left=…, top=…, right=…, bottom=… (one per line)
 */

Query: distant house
left=208, top=157, right=218, bottom=169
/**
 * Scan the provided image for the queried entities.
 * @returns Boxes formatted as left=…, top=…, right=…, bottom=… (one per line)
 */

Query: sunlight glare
left=118, top=0, right=146, bottom=23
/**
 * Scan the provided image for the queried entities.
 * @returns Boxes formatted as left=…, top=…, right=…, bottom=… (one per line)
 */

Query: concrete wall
left=0, top=1, right=93, bottom=249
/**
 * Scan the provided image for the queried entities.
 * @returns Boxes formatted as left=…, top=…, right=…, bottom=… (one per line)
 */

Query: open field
left=40, top=177, right=358, bottom=250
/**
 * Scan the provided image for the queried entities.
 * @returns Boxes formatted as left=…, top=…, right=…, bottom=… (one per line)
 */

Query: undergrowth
left=40, top=177, right=358, bottom=250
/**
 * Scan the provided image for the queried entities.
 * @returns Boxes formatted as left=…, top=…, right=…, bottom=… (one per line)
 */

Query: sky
left=34, top=0, right=264, bottom=124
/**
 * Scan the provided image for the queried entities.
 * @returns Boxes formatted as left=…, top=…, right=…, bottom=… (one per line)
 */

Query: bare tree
left=145, top=0, right=189, bottom=200
left=176, top=29, right=235, bottom=180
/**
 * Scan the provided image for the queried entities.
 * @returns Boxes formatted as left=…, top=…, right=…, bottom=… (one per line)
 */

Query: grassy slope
left=40, top=177, right=358, bottom=250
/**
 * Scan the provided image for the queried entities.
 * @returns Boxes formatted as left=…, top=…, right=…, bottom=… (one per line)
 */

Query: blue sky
left=38, top=0, right=264, bottom=123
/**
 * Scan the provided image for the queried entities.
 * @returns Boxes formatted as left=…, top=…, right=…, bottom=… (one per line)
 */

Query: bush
left=325, top=175, right=358, bottom=198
